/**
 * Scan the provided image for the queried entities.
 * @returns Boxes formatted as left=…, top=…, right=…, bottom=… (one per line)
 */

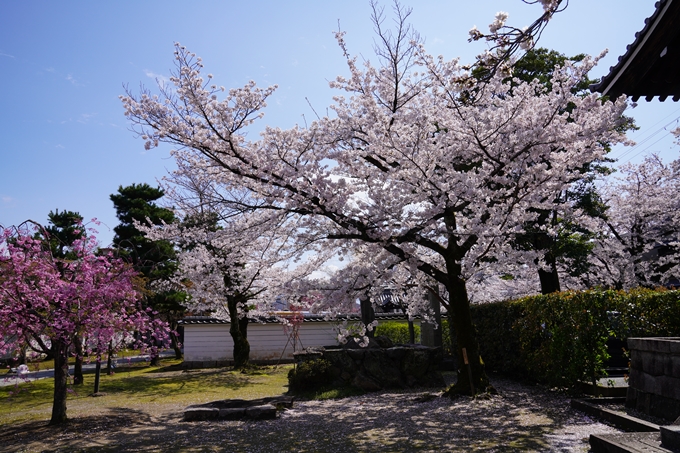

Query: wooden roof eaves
left=590, top=0, right=676, bottom=100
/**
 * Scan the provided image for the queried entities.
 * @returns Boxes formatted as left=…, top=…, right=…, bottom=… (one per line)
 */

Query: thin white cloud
left=2, top=196, right=14, bottom=203
left=66, top=74, right=82, bottom=86
left=77, top=113, right=96, bottom=124
left=56, top=144, right=65, bottom=149
left=144, top=69, right=170, bottom=88
left=0, top=51, right=15, bottom=59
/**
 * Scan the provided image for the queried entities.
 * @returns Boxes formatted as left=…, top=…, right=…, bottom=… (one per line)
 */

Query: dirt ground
left=0, top=378, right=620, bottom=452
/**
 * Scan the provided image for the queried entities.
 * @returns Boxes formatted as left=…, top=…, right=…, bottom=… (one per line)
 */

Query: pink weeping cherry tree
left=0, top=224, right=171, bottom=425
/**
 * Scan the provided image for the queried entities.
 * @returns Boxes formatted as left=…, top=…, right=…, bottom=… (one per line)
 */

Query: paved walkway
left=1, top=352, right=175, bottom=387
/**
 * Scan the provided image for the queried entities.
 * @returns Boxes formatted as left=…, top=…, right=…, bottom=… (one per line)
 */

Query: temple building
left=591, top=0, right=680, bottom=101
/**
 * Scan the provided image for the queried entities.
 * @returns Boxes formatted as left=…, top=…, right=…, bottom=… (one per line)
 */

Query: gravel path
left=1, top=377, right=621, bottom=452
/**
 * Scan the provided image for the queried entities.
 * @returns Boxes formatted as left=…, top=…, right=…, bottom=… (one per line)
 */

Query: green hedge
left=445, top=289, right=680, bottom=389
left=288, top=359, right=333, bottom=391
left=374, top=321, right=421, bottom=344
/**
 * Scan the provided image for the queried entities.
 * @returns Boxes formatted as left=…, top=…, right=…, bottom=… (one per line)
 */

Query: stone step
left=571, top=398, right=660, bottom=432
left=606, top=367, right=630, bottom=377
left=590, top=432, right=673, bottom=453
left=580, top=376, right=629, bottom=397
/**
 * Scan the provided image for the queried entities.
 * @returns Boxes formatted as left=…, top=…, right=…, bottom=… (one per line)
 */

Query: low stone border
left=184, top=396, right=295, bottom=421
left=571, top=397, right=660, bottom=432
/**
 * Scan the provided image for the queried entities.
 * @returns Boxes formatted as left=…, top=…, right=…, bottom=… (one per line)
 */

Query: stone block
left=627, top=338, right=642, bottom=352
left=374, top=336, right=394, bottom=348
left=661, top=426, right=680, bottom=450
left=660, top=375, right=680, bottom=401
left=293, top=349, right=323, bottom=363
left=636, top=371, right=658, bottom=395
left=245, top=404, right=277, bottom=420
left=669, top=338, right=680, bottom=354
left=352, top=372, right=382, bottom=391
left=629, top=337, right=680, bottom=353
left=219, top=408, right=246, bottom=420
left=363, top=350, right=404, bottom=388
left=641, top=351, right=664, bottom=376
left=650, top=394, right=680, bottom=422
left=323, top=349, right=356, bottom=373
left=630, top=350, right=643, bottom=370
left=671, top=356, right=680, bottom=379
left=651, top=339, right=671, bottom=353
left=385, top=346, right=407, bottom=361
left=346, top=348, right=366, bottom=362
left=184, top=407, right=219, bottom=421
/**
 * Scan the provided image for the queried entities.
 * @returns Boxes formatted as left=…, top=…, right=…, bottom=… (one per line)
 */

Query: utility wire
left=611, top=106, right=680, bottom=163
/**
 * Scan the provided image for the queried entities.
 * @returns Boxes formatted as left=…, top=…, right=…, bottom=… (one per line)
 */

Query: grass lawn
left=0, top=359, right=293, bottom=425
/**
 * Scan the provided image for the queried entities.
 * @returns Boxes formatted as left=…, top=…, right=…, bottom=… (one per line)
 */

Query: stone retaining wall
left=294, top=341, right=444, bottom=391
left=626, top=337, right=680, bottom=422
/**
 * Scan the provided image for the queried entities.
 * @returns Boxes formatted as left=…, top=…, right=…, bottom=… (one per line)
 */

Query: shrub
left=288, top=359, right=333, bottom=392
left=442, top=289, right=680, bottom=390
left=515, top=291, right=612, bottom=388
left=374, top=321, right=420, bottom=344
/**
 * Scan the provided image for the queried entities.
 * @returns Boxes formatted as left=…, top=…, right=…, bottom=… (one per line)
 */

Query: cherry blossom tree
left=586, top=154, right=680, bottom=289
left=121, top=2, right=628, bottom=394
left=35, top=210, right=89, bottom=384
left=141, top=169, right=327, bottom=368
left=0, top=224, right=171, bottom=424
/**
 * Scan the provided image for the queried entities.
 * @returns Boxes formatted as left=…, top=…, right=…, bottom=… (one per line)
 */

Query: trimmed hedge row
left=374, top=321, right=421, bottom=344
left=453, top=289, right=680, bottom=389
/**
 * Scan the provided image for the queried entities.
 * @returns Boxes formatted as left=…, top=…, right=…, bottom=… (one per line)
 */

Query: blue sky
left=2, top=1, right=678, bottom=246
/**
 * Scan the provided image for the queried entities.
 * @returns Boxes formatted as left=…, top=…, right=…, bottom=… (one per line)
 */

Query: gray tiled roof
left=179, top=312, right=419, bottom=325
left=590, top=0, right=680, bottom=101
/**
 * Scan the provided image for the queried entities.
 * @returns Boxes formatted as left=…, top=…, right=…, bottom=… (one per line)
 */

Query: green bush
left=374, top=321, right=420, bottom=344
left=614, top=288, right=680, bottom=338
left=288, top=359, right=333, bottom=392
left=443, top=289, right=680, bottom=390
left=515, top=291, right=613, bottom=388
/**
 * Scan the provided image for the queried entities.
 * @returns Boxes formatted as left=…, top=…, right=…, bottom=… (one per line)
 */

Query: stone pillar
left=421, top=288, right=443, bottom=348
left=626, top=337, right=680, bottom=422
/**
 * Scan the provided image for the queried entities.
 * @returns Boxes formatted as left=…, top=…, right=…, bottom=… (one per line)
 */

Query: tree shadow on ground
left=0, top=379, right=606, bottom=452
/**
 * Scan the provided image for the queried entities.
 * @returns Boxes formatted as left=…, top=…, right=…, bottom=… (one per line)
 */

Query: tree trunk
left=360, top=297, right=375, bottom=338
left=150, top=354, right=161, bottom=367
left=531, top=208, right=562, bottom=295
left=538, top=255, right=561, bottom=294
left=533, top=222, right=561, bottom=294
left=228, top=296, right=250, bottom=369
left=107, top=341, right=114, bottom=376
left=170, top=322, right=183, bottom=359
left=72, top=335, right=84, bottom=385
left=442, top=270, right=491, bottom=397
left=50, top=339, right=69, bottom=425
left=93, top=356, right=102, bottom=394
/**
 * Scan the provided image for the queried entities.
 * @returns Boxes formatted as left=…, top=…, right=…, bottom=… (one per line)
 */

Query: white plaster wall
left=184, top=321, right=339, bottom=362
